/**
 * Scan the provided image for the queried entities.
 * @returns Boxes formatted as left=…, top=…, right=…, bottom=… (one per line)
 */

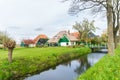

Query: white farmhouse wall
left=68, top=42, right=72, bottom=46
left=73, top=42, right=76, bottom=45
left=60, top=42, right=76, bottom=46
left=0, top=44, right=3, bottom=48
left=29, top=44, right=35, bottom=47
left=60, top=42, right=67, bottom=46
left=60, top=42, right=77, bottom=46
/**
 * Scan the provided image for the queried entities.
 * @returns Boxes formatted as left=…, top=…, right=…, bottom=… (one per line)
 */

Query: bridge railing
left=84, top=43, right=108, bottom=49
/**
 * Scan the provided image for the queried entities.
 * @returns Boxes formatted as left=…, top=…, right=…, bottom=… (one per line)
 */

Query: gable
left=34, top=34, right=48, bottom=43
left=88, top=32, right=97, bottom=38
left=59, top=36, right=69, bottom=43
left=36, top=38, right=48, bottom=45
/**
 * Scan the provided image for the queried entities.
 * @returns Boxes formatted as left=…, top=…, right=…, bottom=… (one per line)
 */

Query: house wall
left=60, top=42, right=76, bottom=46
left=68, top=42, right=72, bottom=46
left=48, top=43, right=59, bottom=46
left=0, top=44, right=3, bottom=48
left=29, top=44, right=35, bottom=47
left=60, top=42, right=68, bottom=46
left=20, top=42, right=25, bottom=47
left=59, top=36, right=69, bottom=46
left=70, top=42, right=76, bottom=45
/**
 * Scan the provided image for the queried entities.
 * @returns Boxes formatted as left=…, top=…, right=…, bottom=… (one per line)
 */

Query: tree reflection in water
left=60, top=55, right=91, bottom=75
left=24, top=53, right=105, bottom=80
left=74, top=55, right=91, bottom=75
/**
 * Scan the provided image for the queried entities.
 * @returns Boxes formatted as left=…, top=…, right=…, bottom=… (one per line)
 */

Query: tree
left=64, top=0, right=120, bottom=55
left=4, top=39, right=16, bottom=63
left=0, top=31, right=5, bottom=44
left=0, top=31, right=11, bottom=49
left=73, top=19, right=97, bottom=43
left=0, top=31, right=16, bottom=63
left=101, top=29, right=108, bottom=43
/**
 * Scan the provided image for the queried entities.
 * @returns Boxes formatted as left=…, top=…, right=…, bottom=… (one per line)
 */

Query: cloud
left=34, top=27, right=43, bottom=31
left=8, top=26, right=20, bottom=29
left=0, top=0, right=107, bottom=43
left=0, top=0, right=70, bottom=27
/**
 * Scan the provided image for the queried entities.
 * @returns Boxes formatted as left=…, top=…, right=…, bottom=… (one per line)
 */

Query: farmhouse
left=21, top=39, right=35, bottom=47
left=47, top=31, right=79, bottom=46
left=33, top=34, right=48, bottom=47
left=20, top=34, right=48, bottom=47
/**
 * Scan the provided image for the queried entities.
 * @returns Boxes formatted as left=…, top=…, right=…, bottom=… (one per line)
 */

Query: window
left=66, top=42, right=68, bottom=45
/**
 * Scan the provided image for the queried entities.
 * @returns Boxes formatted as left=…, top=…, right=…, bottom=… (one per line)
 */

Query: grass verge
left=78, top=48, right=120, bottom=80
left=0, top=47, right=91, bottom=80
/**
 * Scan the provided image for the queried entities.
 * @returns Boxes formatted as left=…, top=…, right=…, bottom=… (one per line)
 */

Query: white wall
left=29, top=44, right=35, bottom=47
left=68, top=42, right=72, bottom=46
left=60, top=42, right=67, bottom=46
left=60, top=42, right=76, bottom=46
left=0, top=44, right=3, bottom=48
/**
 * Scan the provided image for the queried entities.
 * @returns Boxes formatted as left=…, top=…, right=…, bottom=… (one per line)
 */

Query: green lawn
left=78, top=47, right=120, bottom=80
left=0, top=47, right=91, bottom=80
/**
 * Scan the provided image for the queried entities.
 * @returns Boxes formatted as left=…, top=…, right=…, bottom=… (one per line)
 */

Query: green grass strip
left=78, top=48, right=120, bottom=80
left=0, top=47, right=91, bottom=80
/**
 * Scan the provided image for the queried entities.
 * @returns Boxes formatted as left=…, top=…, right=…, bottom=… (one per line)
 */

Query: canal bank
left=24, top=49, right=106, bottom=80
left=78, top=48, right=120, bottom=80
left=0, top=47, right=91, bottom=80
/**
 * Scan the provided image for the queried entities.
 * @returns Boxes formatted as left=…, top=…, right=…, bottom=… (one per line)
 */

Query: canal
left=24, top=49, right=107, bottom=80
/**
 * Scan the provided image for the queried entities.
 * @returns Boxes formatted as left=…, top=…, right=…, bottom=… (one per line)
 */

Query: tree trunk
left=116, top=0, right=119, bottom=48
left=78, top=31, right=82, bottom=42
left=119, top=27, right=120, bottom=45
left=114, top=34, right=118, bottom=49
left=118, top=3, right=120, bottom=46
left=8, top=49, right=13, bottom=63
left=107, top=0, right=114, bottom=55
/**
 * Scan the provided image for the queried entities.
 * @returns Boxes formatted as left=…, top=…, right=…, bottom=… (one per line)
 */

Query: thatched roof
left=22, top=39, right=35, bottom=44
left=34, top=34, right=48, bottom=43
left=47, top=31, right=79, bottom=43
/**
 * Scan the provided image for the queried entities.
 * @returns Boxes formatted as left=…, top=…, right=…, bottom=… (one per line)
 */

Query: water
left=24, top=49, right=106, bottom=80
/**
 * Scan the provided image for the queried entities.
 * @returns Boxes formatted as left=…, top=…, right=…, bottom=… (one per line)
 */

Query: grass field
left=0, top=47, right=80, bottom=59
left=0, top=47, right=91, bottom=80
left=78, top=47, right=120, bottom=80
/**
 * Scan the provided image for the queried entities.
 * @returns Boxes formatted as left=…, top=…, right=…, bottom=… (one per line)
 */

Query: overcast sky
left=0, top=0, right=107, bottom=43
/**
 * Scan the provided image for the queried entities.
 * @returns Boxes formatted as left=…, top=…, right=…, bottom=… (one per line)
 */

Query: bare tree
left=64, top=0, right=120, bottom=55
left=0, top=31, right=16, bottom=62
left=4, top=39, right=16, bottom=63
left=0, top=31, right=10, bottom=49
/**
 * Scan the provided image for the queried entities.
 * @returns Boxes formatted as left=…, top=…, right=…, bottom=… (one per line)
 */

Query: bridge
left=86, top=44, right=108, bottom=53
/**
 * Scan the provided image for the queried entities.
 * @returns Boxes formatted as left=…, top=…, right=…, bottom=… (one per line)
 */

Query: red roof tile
left=70, top=32, right=80, bottom=39
left=23, top=39, right=35, bottom=44
left=34, top=34, right=48, bottom=43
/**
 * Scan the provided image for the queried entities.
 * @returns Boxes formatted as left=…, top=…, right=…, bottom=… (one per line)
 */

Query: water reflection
left=74, top=55, right=91, bottom=75
left=24, top=52, right=106, bottom=80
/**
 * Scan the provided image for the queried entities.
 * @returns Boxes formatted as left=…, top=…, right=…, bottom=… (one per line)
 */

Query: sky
left=0, top=0, right=107, bottom=43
